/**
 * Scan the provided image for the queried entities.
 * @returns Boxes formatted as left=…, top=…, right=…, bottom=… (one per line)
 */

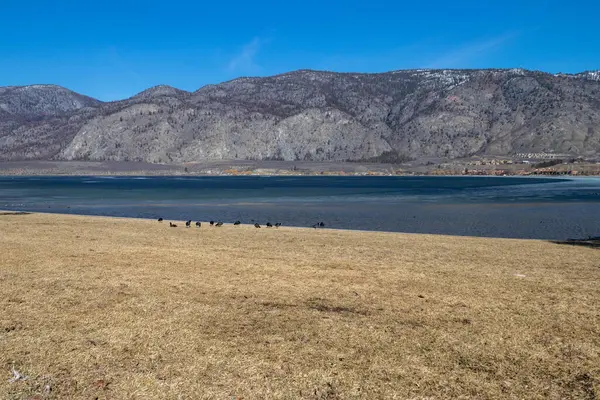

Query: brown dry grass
left=0, top=212, right=599, bottom=399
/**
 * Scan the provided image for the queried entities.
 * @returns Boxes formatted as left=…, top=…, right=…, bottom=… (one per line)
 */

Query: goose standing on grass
left=210, top=221, right=215, bottom=226
left=254, top=223, right=261, bottom=228
left=196, top=221, right=201, bottom=227
left=185, top=220, right=192, bottom=228
left=234, top=221, right=241, bottom=226
left=266, top=222, right=273, bottom=228
left=170, top=222, right=177, bottom=228
left=275, top=223, right=282, bottom=228
left=158, top=218, right=163, bottom=222
left=215, top=221, right=224, bottom=227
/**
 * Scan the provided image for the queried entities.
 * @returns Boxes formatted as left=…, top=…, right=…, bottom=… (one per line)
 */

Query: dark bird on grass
left=210, top=221, right=215, bottom=226
left=275, top=223, right=282, bottom=228
left=215, top=221, right=224, bottom=227
left=312, top=223, right=318, bottom=229
left=234, top=221, right=241, bottom=226
left=319, top=222, right=325, bottom=227
left=196, top=221, right=201, bottom=227
left=185, top=220, right=191, bottom=228
left=170, top=222, right=177, bottom=228
left=266, top=222, right=273, bottom=228
left=157, top=218, right=163, bottom=222
left=254, top=223, right=261, bottom=228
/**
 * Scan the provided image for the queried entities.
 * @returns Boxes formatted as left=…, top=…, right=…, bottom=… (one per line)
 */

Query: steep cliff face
left=2, top=69, right=600, bottom=162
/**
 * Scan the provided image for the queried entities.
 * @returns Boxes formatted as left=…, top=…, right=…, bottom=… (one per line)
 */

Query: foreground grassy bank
left=1, top=212, right=598, bottom=399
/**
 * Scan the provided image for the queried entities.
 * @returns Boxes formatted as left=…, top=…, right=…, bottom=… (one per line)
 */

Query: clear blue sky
left=1, top=0, right=598, bottom=101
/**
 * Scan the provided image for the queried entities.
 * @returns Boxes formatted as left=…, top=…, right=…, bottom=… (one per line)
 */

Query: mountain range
left=1, top=68, right=600, bottom=163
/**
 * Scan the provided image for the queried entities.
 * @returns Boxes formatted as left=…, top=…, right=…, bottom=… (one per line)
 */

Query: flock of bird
left=157, top=217, right=325, bottom=229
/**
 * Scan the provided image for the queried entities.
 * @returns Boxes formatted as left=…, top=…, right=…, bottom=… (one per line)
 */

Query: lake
left=1, top=175, right=599, bottom=239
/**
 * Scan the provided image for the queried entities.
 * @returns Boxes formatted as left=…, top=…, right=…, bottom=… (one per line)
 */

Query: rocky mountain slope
left=0, top=85, right=102, bottom=160
left=1, top=69, right=599, bottom=162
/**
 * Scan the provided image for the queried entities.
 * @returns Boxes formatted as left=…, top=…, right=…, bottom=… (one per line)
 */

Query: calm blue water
left=1, top=175, right=600, bottom=239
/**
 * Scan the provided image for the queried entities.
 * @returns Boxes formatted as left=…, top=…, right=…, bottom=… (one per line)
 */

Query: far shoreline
left=0, top=173, right=578, bottom=180
left=0, top=160, right=599, bottom=177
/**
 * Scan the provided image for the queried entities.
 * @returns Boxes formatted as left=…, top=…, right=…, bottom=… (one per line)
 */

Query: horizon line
left=2, top=67, right=598, bottom=103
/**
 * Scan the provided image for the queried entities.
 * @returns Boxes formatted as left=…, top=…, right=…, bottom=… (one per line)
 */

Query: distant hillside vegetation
left=1, top=68, right=600, bottom=162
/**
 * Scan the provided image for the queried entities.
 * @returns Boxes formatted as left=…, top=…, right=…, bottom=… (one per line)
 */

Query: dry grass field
left=0, top=212, right=599, bottom=399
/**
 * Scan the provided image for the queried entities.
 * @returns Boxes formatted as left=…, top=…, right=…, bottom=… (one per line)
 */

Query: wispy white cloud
left=426, top=32, right=518, bottom=68
left=228, top=37, right=263, bottom=73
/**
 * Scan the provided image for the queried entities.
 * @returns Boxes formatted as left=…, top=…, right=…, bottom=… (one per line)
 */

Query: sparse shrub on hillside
left=349, top=150, right=415, bottom=164
left=533, top=159, right=563, bottom=168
